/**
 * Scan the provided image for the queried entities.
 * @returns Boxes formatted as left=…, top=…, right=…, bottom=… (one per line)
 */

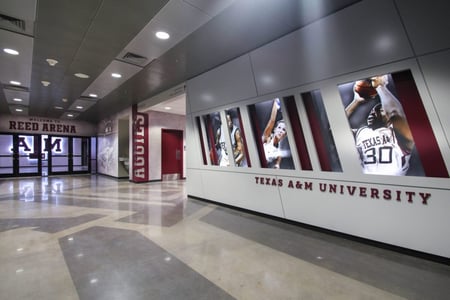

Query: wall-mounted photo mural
left=339, top=70, right=448, bottom=178
left=202, top=111, right=230, bottom=167
left=248, top=98, right=294, bottom=169
left=224, top=108, right=250, bottom=167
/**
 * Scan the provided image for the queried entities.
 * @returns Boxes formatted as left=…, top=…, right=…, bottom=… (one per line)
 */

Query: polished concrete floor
left=0, top=175, right=449, bottom=300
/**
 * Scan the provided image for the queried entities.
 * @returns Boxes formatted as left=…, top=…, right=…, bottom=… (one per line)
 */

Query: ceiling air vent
left=121, top=52, right=148, bottom=66
left=169, top=85, right=186, bottom=97
left=0, top=13, right=26, bottom=32
left=4, top=85, right=29, bottom=93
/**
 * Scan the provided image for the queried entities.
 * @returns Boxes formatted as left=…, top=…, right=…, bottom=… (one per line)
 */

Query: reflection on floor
left=0, top=175, right=449, bottom=299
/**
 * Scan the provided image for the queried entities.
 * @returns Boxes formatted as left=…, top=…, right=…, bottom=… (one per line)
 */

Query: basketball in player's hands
left=353, top=79, right=377, bottom=99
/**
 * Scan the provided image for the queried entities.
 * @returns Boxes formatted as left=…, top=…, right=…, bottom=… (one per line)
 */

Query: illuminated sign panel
left=9, top=136, right=64, bottom=161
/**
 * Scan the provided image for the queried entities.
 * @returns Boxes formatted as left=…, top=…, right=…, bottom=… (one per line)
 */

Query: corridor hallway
left=0, top=175, right=449, bottom=299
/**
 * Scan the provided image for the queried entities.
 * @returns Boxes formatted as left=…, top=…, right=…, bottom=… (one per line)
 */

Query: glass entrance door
left=17, top=134, right=41, bottom=176
left=47, top=135, right=69, bottom=174
left=0, top=133, right=92, bottom=177
left=0, top=134, right=14, bottom=177
left=72, top=137, right=90, bottom=173
left=0, top=134, right=41, bottom=177
left=47, top=135, right=91, bottom=175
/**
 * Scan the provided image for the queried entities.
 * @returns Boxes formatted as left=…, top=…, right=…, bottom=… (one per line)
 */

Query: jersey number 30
left=364, top=146, right=393, bottom=164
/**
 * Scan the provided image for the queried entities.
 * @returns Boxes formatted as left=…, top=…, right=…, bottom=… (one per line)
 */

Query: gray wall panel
left=395, top=0, right=450, bottom=55
left=419, top=50, right=450, bottom=146
left=250, top=0, right=413, bottom=95
left=186, top=54, right=257, bottom=113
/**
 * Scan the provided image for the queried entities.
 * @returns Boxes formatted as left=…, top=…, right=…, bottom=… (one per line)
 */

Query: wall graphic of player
left=213, top=115, right=230, bottom=167
left=225, top=109, right=248, bottom=167
left=203, top=112, right=229, bottom=166
left=249, top=98, right=294, bottom=169
left=344, top=75, right=418, bottom=176
left=262, top=99, right=287, bottom=169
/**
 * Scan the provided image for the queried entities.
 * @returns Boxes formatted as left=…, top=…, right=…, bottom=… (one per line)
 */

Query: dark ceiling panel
left=30, top=0, right=103, bottom=118
left=2, top=0, right=362, bottom=123
left=81, top=0, right=361, bottom=123
left=29, top=0, right=169, bottom=118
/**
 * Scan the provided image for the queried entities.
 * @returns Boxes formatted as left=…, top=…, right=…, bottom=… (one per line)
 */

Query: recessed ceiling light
left=74, top=73, right=89, bottom=78
left=164, top=106, right=172, bottom=110
left=54, top=106, right=63, bottom=110
left=67, top=114, right=74, bottom=117
left=41, top=80, right=50, bottom=86
left=46, top=58, right=58, bottom=66
left=15, top=108, right=23, bottom=112
left=156, top=31, right=170, bottom=40
left=13, top=98, right=23, bottom=102
left=111, top=73, right=122, bottom=78
left=10, top=80, right=21, bottom=85
left=3, top=48, right=19, bottom=55
left=76, top=106, right=83, bottom=109
left=62, top=98, right=68, bottom=102
left=89, top=93, right=98, bottom=98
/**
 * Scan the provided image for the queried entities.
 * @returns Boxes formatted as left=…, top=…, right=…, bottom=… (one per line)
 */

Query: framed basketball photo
left=338, top=70, right=448, bottom=178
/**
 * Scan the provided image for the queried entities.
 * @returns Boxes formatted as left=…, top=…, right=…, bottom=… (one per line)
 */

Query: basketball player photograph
left=203, top=112, right=230, bottom=167
left=225, top=108, right=248, bottom=167
left=340, top=73, right=425, bottom=176
left=249, top=98, right=295, bottom=169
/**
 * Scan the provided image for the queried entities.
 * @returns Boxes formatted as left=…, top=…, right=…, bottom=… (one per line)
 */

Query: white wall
left=147, top=110, right=186, bottom=181
left=186, top=0, right=450, bottom=258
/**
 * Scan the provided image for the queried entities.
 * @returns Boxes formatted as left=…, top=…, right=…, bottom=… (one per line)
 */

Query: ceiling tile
left=68, top=98, right=97, bottom=112
left=81, top=60, right=142, bottom=99
left=117, top=0, right=212, bottom=65
left=182, top=0, right=234, bottom=17
left=0, top=29, right=33, bottom=87
left=4, top=88, right=29, bottom=105
left=8, top=104, right=28, bottom=115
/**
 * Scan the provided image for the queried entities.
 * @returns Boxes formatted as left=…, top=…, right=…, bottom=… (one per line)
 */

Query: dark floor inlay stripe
left=59, top=226, right=234, bottom=300
left=0, top=214, right=105, bottom=233
left=200, top=207, right=450, bottom=300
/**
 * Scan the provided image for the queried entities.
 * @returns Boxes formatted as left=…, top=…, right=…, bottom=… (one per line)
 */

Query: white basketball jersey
left=355, top=126, right=410, bottom=176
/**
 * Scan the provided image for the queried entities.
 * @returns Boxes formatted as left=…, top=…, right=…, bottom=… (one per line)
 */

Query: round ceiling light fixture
left=46, top=58, right=58, bottom=66
left=41, top=80, right=50, bottom=87
left=155, top=31, right=170, bottom=40
left=111, top=73, right=122, bottom=78
left=10, top=80, right=21, bottom=85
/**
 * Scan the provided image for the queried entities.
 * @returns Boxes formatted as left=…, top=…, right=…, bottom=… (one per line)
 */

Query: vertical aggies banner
left=132, top=104, right=149, bottom=182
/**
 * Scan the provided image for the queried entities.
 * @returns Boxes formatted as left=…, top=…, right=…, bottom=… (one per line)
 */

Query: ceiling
left=0, top=0, right=360, bottom=123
